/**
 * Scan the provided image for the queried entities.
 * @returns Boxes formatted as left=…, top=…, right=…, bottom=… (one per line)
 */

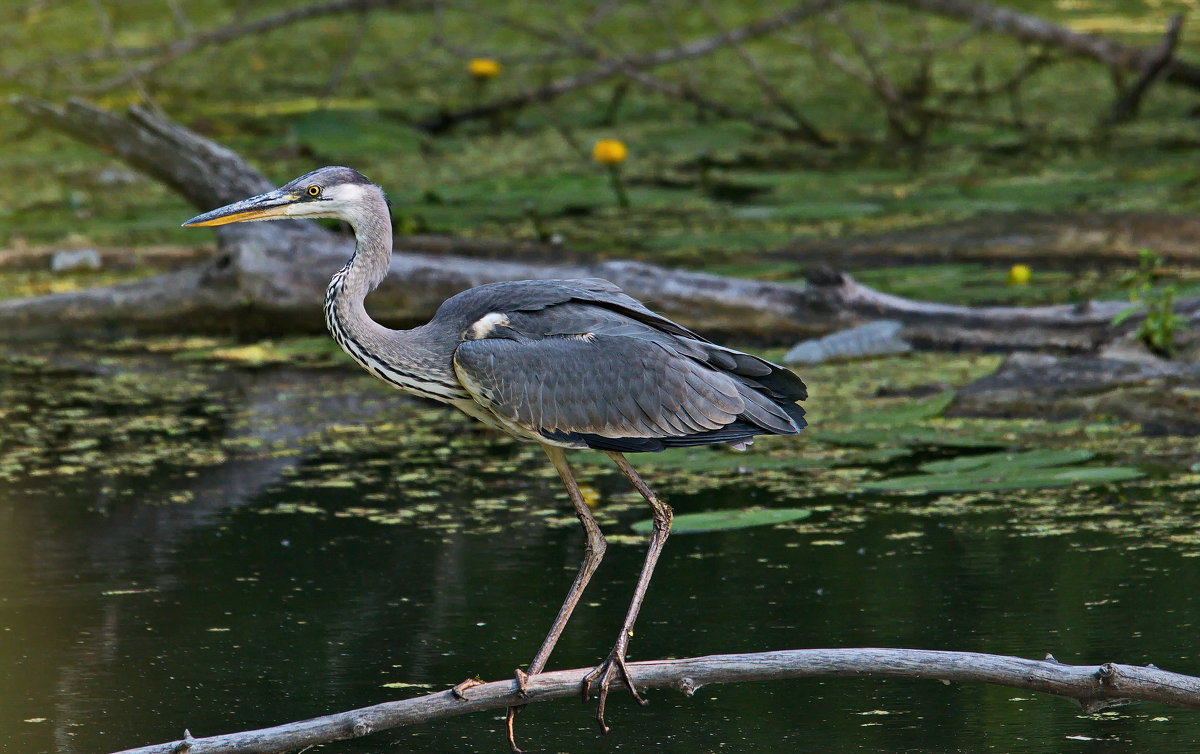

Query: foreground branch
left=112, top=647, right=1200, bottom=754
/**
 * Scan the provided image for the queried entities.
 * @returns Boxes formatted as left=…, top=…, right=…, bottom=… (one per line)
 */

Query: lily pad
left=919, top=449, right=1095, bottom=474
left=865, top=464, right=1142, bottom=494
left=631, top=507, right=810, bottom=534
left=640, top=447, right=817, bottom=472
left=813, top=426, right=1000, bottom=448
left=840, top=391, right=956, bottom=425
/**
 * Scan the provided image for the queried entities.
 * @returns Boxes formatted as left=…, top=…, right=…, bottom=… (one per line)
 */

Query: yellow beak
left=182, top=189, right=295, bottom=227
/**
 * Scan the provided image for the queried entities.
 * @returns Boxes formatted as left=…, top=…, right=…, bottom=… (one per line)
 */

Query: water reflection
left=2, top=357, right=1200, bottom=753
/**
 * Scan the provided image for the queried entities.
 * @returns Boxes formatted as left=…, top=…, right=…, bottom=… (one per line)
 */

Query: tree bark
left=110, top=647, right=1200, bottom=754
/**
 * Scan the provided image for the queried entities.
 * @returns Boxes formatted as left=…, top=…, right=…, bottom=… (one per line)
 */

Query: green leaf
left=641, top=447, right=815, bottom=472
left=840, top=391, right=956, bottom=425
left=865, top=465, right=1142, bottom=493
left=1048, top=467, right=1144, bottom=484
left=918, top=449, right=1095, bottom=474
left=631, top=507, right=811, bottom=534
left=1111, top=304, right=1141, bottom=326
left=813, top=426, right=1000, bottom=448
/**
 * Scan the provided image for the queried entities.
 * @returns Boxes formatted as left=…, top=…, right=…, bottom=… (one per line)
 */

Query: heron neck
left=323, top=193, right=464, bottom=403
left=324, top=187, right=394, bottom=347
left=340, top=191, right=393, bottom=302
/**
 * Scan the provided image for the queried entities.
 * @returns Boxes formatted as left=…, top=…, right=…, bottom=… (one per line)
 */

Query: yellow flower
left=1008, top=264, right=1032, bottom=285
left=467, top=58, right=501, bottom=79
left=593, top=139, right=628, bottom=165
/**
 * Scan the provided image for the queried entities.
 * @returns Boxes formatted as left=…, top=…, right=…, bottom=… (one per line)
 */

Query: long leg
left=582, top=450, right=673, bottom=734
left=506, top=444, right=607, bottom=752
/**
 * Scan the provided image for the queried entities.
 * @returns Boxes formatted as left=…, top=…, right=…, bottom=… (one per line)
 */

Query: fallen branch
left=111, top=647, right=1200, bottom=754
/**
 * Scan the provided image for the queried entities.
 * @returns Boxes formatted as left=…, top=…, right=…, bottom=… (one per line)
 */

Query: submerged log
left=5, top=97, right=1198, bottom=350
left=949, top=349, right=1200, bottom=435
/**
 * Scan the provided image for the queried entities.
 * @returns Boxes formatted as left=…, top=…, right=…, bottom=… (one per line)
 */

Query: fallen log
left=949, top=349, right=1200, bottom=435
left=773, top=210, right=1200, bottom=267
left=5, top=97, right=1197, bottom=350
left=111, top=647, right=1200, bottom=754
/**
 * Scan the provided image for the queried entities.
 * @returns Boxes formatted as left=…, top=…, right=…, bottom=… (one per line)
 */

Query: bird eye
left=307, top=185, right=321, bottom=197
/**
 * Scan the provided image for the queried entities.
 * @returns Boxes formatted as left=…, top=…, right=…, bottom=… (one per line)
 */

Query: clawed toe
left=450, top=676, right=485, bottom=700
left=581, top=646, right=648, bottom=734
left=506, top=668, right=534, bottom=754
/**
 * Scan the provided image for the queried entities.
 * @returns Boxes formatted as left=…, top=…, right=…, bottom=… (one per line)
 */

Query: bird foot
left=505, top=669, right=533, bottom=754
left=581, top=635, right=648, bottom=734
left=505, top=705, right=526, bottom=754
left=450, top=676, right=486, bottom=700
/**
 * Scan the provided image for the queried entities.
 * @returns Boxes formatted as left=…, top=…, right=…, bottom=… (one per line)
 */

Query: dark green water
left=3, top=357, right=1200, bottom=753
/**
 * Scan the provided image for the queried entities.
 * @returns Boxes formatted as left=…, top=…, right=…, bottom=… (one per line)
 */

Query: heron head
left=182, top=166, right=379, bottom=227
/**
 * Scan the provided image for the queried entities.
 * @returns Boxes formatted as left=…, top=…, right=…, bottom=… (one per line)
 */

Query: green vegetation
left=4, top=6, right=1200, bottom=752
left=2, top=0, right=1200, bottom=312
left=1113, top=249, right=1187, bottom=357
left=2, top=343, right=1195, bottom=542
left=0, top=0, right=1195, bottom=528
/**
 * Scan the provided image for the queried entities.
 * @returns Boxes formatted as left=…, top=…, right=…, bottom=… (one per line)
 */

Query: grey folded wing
left=452, top=307, right=805, bottom=452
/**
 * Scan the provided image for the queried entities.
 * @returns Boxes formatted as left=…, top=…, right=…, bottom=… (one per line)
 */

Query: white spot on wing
left=466, top=312, right=509, bottom=340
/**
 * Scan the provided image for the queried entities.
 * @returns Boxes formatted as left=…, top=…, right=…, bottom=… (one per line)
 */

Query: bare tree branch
left=789, top=15, right=1032, bottom=139
left=524, top=2, right=831, bottom=141
left=886, top=0, right=1200, bottom=91
left=4, top=0, right=392, bottom=84
left=79, top=0, right=410, bottom=93
left=85, top=0, right=160, bottom=105
left=163, top=0, right=193, bottom=35
left=615, top=64, right=826, bottom=138
left=320, top=5, right=371, bottom=101
left=111, top=648, right=1200, bottom=754
left=415, top=0, right=843, bottom=134
left=1106, top=13, right=1184, bottom=125
left=647, top=0, right=708, bottom=121
left=696, top=0, right=830, bottom=143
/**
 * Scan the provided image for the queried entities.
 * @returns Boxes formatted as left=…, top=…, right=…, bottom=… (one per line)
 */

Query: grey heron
left=184, top=166, right=807, bottom=749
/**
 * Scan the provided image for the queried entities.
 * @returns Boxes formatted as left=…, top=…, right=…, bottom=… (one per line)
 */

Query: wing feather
left=451, top=289, right=806, bottom=451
